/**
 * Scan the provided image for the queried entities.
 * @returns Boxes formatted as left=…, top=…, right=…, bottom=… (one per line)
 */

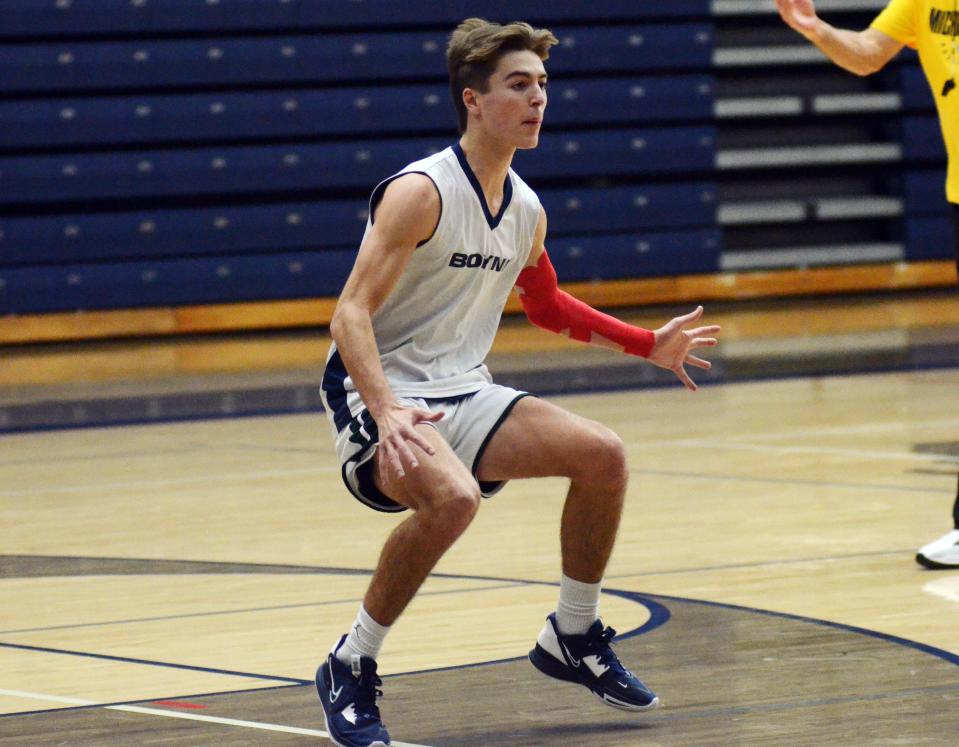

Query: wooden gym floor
left=2, top=290, right=959, bottom=745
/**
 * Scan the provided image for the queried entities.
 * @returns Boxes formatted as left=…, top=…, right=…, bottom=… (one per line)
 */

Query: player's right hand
left=375, top=403, right=445, bottom=484
left=775, top=0, right=819, bottom=34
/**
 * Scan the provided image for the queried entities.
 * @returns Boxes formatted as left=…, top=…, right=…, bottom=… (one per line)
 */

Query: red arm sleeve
left=515, top=251, right=655, bottom=358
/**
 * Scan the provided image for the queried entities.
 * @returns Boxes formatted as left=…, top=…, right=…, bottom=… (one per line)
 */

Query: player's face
left=470, top=50, right=548, bottom=149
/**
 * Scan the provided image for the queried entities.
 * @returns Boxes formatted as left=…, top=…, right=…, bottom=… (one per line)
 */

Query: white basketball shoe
left=916, top=529, right=959, bottom=569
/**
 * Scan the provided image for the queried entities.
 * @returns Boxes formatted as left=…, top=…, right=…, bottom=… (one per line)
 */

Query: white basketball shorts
left=330, top=384, right=531, bottom=512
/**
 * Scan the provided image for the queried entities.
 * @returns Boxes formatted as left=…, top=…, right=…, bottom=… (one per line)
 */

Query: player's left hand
left=648, top=305, right=720, bottom=391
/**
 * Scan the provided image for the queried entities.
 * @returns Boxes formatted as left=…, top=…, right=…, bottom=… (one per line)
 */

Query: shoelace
left=585, top=625, right=630, bottom=676
left=352, top=672, right=384, bottom=719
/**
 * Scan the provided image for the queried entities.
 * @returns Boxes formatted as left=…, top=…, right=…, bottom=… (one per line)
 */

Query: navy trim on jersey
left=369, top=170, right=442, bottom=248
left=452, top=142, right=513, bottom=230
left=321, top=349, right=352, bottom=432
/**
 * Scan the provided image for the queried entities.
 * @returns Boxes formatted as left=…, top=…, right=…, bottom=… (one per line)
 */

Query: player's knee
left=430, top=482, right=481, bottom=538
left=580, top=426, right=628, bottom=488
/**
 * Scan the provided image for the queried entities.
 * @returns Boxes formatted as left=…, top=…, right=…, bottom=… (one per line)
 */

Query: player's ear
left=463, top=88, right=480, bottom=117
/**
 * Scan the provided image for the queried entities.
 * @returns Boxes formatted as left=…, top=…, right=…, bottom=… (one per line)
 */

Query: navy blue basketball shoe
left=529, top=613, right=659, bottom=711
left=316, top=636, right=390, bottom=747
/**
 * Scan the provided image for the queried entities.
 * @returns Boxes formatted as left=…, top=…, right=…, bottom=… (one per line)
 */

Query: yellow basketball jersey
left=872, top=0, right=959, bottom=203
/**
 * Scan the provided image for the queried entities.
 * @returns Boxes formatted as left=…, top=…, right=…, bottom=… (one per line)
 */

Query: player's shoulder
left=400, top=146, right=458, bottom=179
left=382, top=172, right=439, bottom=203
left=372, top=173, right=441, bottom=237
left=378, top=147, right=456, bottom=204
left=370, top=150, right=450, bottom=221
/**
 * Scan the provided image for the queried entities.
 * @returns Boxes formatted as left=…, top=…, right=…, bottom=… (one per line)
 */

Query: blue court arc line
left=641, top=591, right=959, bottom=668
left=3, top=577, right=959, bottom=723
left=0, top=584, right=667, bottom=720
left=370, top=587, right=672, bottom=681
left=5, top=555, right=958, bottom=670
left=6, top=555, right=959, bottom=669
left=0, top=640, right=312, bottom=686
left=4, top=563, right=958, bottom=723
left=0, top=583, right=668, bottom=683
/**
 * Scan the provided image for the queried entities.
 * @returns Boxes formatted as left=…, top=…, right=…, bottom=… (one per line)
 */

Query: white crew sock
left=555, top=574, right=602, bottom=635
left=335, top=605, right=390, bottom=666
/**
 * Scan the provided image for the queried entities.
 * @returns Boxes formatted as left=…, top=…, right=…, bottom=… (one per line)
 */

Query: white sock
left=555, top=574, right=602, bottom=635
left=335, top=605, right=390, bottom=666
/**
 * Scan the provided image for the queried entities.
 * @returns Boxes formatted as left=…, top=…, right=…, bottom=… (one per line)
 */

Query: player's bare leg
left=478, top=396, right=659, bottom=711
left=477, top=396, right=628, bottom=578
left=365, top=425, right=482, bottom=624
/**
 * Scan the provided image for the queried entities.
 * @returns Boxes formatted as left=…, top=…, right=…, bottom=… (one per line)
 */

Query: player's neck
left=457, top=133, right=515, bottom=199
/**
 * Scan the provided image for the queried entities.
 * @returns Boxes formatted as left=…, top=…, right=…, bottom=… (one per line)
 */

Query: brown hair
left=446, top=18, right=558, bottom=134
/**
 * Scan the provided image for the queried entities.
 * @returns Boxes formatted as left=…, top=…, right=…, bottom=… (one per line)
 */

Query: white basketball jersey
left=322, top=144, right=541, bottom=430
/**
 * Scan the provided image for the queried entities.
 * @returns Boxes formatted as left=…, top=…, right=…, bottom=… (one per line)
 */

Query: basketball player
left=777, top=0, right=959, bottom=570
left=316, top=18, right=721, bottom=747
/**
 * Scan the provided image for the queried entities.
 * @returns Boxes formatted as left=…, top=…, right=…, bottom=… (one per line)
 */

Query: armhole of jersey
left=506, top=171, right=539, bottom=268
left=522, top=186, right=543, bottom=268
left=369, top=171, right=443, bottom=248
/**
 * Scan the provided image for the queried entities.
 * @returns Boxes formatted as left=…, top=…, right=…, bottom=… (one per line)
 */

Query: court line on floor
left=627, top=466, right=951, bottom=495
left=0, top=683, right=305, bottom=721
left=0, top=586, right=667, bottom=743
left=0, top=446, right=208, bottom=469
left=654, top=438, right=959, bottom=465
left=0, top=689, right=430, bottom=746
left=2, top=461, right=950, bottom=500
left=0, top=586, right=667, bottom=706
left=0, top=580, right=529, bottom=635
left=605, top=548, right=916, bottom=579
left=0, top=465, right=336, bottom=498
left=9, top=561, right=957, bottom=700
left=0, top=439, right=323, bottom=469
left=0, top=549, right=926, bottom=631
left=645, top=591, right=959, bottom=668
left=652, top=417, right=959, bottom=444
left=8, top=580, right=957, bottom=738
left=648, top=681, right=959, bottom=723
left=0, top=641, right=309, bottom=685
left=3, top=362, right=957, bottom=439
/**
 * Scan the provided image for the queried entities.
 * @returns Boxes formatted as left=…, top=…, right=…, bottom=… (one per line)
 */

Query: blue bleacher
left=3, top=1, right=710, bottom=37
left=0, top=178, right=717, bottom=267
left=550, top=229, right=721, bottom=280
left=0, top=250, right=356, bottom=315
left=1, top=76, right=715, bottom=149
left=0, top=221, right=720, bottom=315
left=0, top=129, right=716, bottom=206
left=516, top=127, right=716, bottom=178
left=0, top=8, right=720, bottom=317
left=0, top=140, right=446, bottom=205
left=8, top=5, right=941, bottom=326
left=0, top=178, right=718, bottom=314
left=542, top=183, right=717, bottom=234
left=0, top=26, right=712, bottom=94
left=0, top=202, right=368, bottom=266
